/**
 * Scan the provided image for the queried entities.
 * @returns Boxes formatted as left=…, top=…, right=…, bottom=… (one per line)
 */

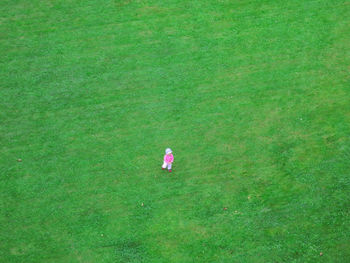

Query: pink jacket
left=164, top=154, right=174, bottom=163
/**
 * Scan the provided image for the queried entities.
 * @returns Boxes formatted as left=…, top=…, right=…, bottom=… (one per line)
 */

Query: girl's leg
left=162, top=162, right=167, bottom=169
left=167, top=163, right=172, bottom=171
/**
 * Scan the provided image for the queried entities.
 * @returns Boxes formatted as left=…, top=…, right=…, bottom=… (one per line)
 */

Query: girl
left=162, top=148, right=174, bottom=172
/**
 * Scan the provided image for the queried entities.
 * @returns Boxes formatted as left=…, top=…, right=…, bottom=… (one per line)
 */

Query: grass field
left=1, top=0, right=350, bottom=262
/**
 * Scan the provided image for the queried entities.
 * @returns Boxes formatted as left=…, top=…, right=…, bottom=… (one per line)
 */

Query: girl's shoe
left=162, top=168, right=165, bottom=170
left=168, top=169, right=172, bottom=172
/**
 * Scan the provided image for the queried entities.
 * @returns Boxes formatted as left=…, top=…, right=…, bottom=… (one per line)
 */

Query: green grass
left=1, top=0, right=350, bottom=262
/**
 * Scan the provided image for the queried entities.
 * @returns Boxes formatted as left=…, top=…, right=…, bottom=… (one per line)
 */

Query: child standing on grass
left=162, top=148, right=174, bottom=172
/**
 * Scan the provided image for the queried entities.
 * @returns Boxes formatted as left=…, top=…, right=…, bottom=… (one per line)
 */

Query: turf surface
left=1, top=0, right=350, bottom=262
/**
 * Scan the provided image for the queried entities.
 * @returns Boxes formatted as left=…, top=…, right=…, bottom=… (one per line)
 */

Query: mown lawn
left=1, top=0, right=349, bottom=262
